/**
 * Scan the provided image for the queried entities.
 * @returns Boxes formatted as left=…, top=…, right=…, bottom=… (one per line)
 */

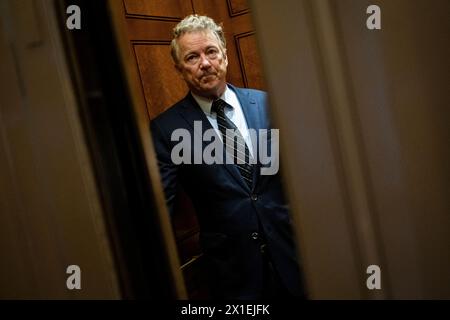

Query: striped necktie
left=211, top=99, right=254, bottom=188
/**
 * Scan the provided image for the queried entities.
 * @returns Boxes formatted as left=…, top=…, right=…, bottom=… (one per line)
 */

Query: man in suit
left=151, top=14, right=305, bottom=299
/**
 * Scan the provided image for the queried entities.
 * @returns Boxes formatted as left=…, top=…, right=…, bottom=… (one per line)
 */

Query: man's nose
left=199, top=53, right=212, bottom=68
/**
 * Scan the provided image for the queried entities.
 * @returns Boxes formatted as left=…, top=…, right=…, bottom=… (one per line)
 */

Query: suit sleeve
left=150, top=120, right=178, bottom=216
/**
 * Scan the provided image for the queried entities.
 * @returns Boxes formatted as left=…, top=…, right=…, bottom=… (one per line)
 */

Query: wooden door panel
left=126, top=19, right=175, bottom=41
left=228, top=0, right=250, bottom=14
left=235, top=32, right=265, bottom=90
left=133, top=44, right=187, bottom=120
left=123, top=0, right=192, bottom=19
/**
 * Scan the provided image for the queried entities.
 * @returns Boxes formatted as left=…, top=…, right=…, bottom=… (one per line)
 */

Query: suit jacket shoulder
left=231, top=85, right=268, bottom=104
left=151, top=94, right=188, bottom=125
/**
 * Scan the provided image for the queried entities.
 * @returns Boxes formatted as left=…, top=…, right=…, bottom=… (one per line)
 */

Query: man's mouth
left=201, top=74, right=217, bottom=81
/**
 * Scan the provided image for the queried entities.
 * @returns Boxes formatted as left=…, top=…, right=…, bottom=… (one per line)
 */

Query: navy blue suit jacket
left=151, top=85, right=304, bottom=299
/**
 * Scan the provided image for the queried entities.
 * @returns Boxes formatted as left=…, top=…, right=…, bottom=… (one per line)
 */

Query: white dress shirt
left=191, top=85, right=254, bottom=157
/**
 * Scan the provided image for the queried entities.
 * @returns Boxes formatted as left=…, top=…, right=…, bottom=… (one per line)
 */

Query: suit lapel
left=231, top=85, right=266, bottom=189
left=231, top=85, right=263, bottom=134
left=177, top=93, right=248, bottom=191
left=177, top=93, right=213, bottom=139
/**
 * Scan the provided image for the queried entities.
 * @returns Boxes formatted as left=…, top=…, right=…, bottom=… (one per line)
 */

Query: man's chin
left=197, top=84, right=224, bottom=97
left=200, top=78, right=218, bottom=88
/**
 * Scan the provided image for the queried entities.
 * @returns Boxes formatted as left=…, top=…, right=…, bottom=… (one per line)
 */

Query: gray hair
left=171, top=14, right=226, bottom=64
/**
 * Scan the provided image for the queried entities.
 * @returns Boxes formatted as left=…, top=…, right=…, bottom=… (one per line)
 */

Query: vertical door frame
left=250, top=0, right=389, bottom=299
left=107, top=0, right=188, bottom=299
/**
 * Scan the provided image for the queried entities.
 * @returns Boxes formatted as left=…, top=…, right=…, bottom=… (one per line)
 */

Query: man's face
left=175, top=30, right=228, bottom=99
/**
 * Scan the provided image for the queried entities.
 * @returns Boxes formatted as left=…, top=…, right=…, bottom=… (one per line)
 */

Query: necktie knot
left=211, top=99, right=227, bottom=115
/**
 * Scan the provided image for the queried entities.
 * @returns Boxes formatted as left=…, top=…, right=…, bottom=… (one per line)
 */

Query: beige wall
left=251, top=0, right=450, bottom=299
left=0, top=0, right=120, bottom=298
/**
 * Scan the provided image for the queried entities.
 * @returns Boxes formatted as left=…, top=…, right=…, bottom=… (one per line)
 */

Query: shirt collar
left=191, top=85, right=234, bottom=115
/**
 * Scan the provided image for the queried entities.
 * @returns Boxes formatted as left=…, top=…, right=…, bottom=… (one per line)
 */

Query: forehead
left=178, top=30, right=222, bottom=52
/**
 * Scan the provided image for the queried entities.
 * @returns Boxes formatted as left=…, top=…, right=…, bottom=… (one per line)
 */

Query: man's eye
left=186, top=55, right=198, bottom=63
left=207, top=49, right=218, bottom=56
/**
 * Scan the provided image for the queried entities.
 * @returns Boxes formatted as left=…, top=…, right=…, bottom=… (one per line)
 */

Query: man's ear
left=223, top=49, right=228, bottom=67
